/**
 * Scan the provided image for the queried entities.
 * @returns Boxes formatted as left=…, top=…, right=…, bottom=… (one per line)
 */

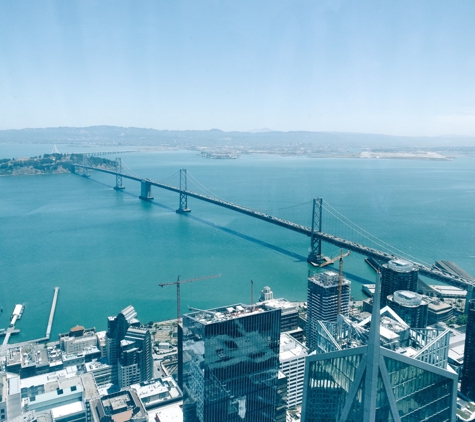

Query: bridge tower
left=176, top=169, right=191, bottom=213
left=113, top=158, right=125, bottom=190
left=139, top=180, right=154, bottom=200
left=307, top=198, right=324, bottom=265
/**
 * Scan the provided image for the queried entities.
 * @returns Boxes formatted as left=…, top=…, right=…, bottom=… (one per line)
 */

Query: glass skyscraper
left=182, top=303, right=281, bottom=422
left=301, top=273, right=458, bottom=422
left=380, top=259, right=419, bottom=306
left=461, top=299, right=475, bottom=400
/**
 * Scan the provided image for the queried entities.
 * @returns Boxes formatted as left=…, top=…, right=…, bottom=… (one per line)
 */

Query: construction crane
left=320, top=249, right=351, bottom=268
left=159, top=274, right=222, bottom=320
left=337, top=250, right=351, bottom=314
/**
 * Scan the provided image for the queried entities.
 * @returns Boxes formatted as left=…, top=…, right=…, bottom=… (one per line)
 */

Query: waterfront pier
left=1, top=304, right=24, bottom=346
left=46, top=287, right=60, bottom=340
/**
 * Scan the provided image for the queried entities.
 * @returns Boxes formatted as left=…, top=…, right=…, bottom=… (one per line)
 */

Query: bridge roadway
left=77, top=165, right=475, bottom=290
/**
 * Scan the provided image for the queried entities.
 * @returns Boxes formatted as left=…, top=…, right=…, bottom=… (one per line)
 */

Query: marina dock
left=1, top=304, right=24, bottom=346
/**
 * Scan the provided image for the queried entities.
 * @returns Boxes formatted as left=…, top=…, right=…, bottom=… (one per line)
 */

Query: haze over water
left=1, top=144, right=474, bottom=343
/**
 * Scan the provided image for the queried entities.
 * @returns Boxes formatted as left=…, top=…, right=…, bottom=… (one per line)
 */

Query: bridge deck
left=76, top=165, right=475, bottom=290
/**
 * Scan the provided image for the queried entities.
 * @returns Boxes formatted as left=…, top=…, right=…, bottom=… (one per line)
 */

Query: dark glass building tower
left=386, top=290, right=429, bottom=328
left=182, top=303, right=281, bottom=422
left=461, top=299, right=475, bottom=400
left=380, top=259, right=419, bottom=306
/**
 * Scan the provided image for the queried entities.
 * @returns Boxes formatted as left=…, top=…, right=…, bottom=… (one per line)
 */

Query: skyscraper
left=118, top=327, right=153, bottom=388
left=306, top=271, right=350, bottom=352
left=182, top=303, right=281, bottom=422
left=461, top=299, right=475, bottom=400
left=301, top=272, right=458, bottom=422
left=380, top=259, right=419, bottom=306
left=105, top=305, right=153, bottom=387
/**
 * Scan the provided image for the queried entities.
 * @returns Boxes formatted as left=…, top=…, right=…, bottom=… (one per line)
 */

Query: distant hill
left=0, top=126, right=474, bottom=149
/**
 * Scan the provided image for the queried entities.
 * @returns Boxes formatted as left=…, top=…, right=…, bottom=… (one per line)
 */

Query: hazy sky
left=1, top=0, right=474, bottom=136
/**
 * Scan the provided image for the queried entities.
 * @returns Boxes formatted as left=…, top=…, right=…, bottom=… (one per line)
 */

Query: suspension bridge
left=74, top=159, right=475, bottom=292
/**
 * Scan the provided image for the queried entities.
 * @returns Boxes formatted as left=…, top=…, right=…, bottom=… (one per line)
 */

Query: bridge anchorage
left=176, top=169, right=191, bottom=214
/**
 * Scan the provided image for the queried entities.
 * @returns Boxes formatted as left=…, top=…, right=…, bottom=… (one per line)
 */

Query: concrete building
left=182, top=303, right=281, bottom=422
left=259, top=286, right=274, bottom=302
left=386, top=290, right=429, bottom=328
left=279, top=333, right=308, bottom=409
left=461, top=299, right=475, bottom=401
left=301, top=273, right=458, bottom=422
left=306, top=271, right=350, bottom=352
left=19, top=371, right=98, bottom=422
left=58, top=326, right=98, bottom=355
left=89, top=389, right=148, bottom=422
left=380, top=259, right=419, bottom=306
left=0, top=372, right=21, bottom=420
left=130, top=377, right=182, bottom=411
left=428, top=300, right=453, bottom=324
left=263, top=298, right=303, bottom=341
left=84, top=360, right=113, bottom=387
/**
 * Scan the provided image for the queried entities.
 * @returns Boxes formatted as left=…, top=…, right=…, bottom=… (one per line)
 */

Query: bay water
left=0, top=144, right=474, bottom=343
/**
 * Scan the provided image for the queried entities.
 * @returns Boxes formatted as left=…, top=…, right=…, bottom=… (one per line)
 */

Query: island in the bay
left=0, top=153, right=116, bottom=176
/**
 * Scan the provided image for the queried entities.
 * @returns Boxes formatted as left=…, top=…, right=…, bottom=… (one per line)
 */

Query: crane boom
left=159, top=274, right=222, bottom=320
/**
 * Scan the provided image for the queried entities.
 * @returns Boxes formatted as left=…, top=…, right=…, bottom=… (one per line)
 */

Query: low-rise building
left=130, top=377, right=182, bottom=411
left=89, top=389, right=148, bottom=422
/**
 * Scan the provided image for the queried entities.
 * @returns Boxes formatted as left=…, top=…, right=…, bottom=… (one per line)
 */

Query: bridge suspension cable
left=186, top=171, right=230, bottom=204
left=322, top=201, right=431, bottom=266
left=119, top=161, right=140, bottom=179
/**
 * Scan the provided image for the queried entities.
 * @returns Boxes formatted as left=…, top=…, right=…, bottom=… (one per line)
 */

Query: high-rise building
left=182, top=303, right=281, bottom=422
left=118, top=327, right=153, bottom=388
left=380, top=259, right=419, bottom=306
left=461, top=299, right=475, bottom=400
left=262, top=298, right=303, bottom=341
left=306, top=271, right=350, bottom=352
left=301, top=273, right=458, bottom=422
left=279, top=333, right=308, bottom=408
left=386, top=290, right=429, bottom=328
left=106, top=305, right=140, bottom=366
left=105, top=305, right=153, bottom=387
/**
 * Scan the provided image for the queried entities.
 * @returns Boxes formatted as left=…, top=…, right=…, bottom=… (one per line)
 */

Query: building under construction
left=306, top=270, right=351, bottom=352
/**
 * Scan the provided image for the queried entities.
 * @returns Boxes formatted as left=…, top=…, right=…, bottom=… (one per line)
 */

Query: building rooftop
left=308, top=271, right=350, bottom=288
left=184, top=303, right=277, bottom=325
left=387, top=259, right=414, bottom=273
left=130, top=376, right=182, bottom=410
left=279, top=333, right=308, bottom=362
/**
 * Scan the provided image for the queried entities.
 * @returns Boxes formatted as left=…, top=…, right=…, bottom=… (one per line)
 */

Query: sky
left=1, top=0, right=474, bottom=136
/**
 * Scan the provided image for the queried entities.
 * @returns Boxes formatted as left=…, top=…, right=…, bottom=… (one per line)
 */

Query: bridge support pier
left=176, top=169, right=191, bottom=214
left=114, top=158, right=125, bottom=190
left=307, top=197, right=328, bottom=266
left=139, top=180, right=154, bottom=200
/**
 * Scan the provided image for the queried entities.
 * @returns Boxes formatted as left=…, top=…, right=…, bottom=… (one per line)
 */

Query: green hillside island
left=0, top=153, right=116, bottom=176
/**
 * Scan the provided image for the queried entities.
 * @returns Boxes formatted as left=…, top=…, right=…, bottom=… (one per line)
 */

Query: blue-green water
left=1, top=145, right=474, bottom=343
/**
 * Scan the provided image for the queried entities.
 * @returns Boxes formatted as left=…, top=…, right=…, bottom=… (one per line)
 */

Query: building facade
left=386, top=290, right=429, bottom=328
left=182, top=303, right=281, bottom=422
left=105, top=305, right=153, bottom=388
left=461, top=299, right=475, bottom=400
left=306, top=271, right=350, bottom=352
left=301, top=273, right=457, bottom=422
left=380, top=259, right=419, bottom=306
left=279, top=333, right=307, bottom=409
